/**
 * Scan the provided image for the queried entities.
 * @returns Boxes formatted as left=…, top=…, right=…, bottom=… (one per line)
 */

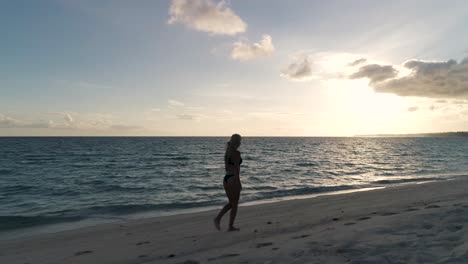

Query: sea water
left=1, top=137, right=467, bottom=236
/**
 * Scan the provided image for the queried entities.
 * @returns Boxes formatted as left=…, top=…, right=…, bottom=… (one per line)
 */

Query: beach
left=2, top=177, right=468, bottom=264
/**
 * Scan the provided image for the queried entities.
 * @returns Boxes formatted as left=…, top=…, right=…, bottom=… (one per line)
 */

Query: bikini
left=224, top=157, right=242, bottom=183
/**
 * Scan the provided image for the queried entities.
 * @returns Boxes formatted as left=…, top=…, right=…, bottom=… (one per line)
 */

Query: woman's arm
left=234, top=151, right=241, bottom=176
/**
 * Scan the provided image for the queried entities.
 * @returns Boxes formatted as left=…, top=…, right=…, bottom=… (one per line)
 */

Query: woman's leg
left=214, top=202, right=231, bottom=230
left=214, top=179, right=240, bottom=231
left=227, top=180, right=241, bottom=231
left=214, top=180, right=234, bottom=230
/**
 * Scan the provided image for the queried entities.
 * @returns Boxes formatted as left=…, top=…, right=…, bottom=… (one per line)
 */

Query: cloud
left=231, top=34, right=274, bottom=61
left=344, top=55, right=468, bottom=99
left=168, top=99, right=185, bottom=107
left=348, top=58, right=367, bottom=66
left=0, top=114, right=24, bottom=127
left=371, top=58, right=468, bottom=99
left=0, top=114, right=52, bottom=128
left=0, top=113, right=145, bottom=132
left=168, top=0, right=246, bottom=35
left=64, top=113, right=74, bottom=123
left=407, top=106, right=419, bottom=112
left=349, top=64, right=399, bottom=84
left=109, top=125, right=143, bottom=130
left=281, top=52, right=368, bottom=82
left=176, top=114, right=199, bottom=120
left=453, top=100, right=468, bottom=104
left=280, top=55, right=313, bottom=81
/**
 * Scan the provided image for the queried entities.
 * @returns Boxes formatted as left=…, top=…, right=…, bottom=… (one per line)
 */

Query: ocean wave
left=170, top=156, right=190, bottom=161
left=244, top=185, right=278, bottom=191
left=0, top=169, right=13, bottom=175
left=249, top=185, right=358, bottom=200
left=0, top=215, right=83, bottom=231
left=372, top=177, right=442, bottom=185
left=100, top=184, right=158, bottom=192
left=81, top=201, right=218, bottom=216
left=0, top=200, right=221, bottom=231
left=188, top=185, right=219, bottom=191
left=1, top=184, right=35, bottom=194
left=296, top=162, right=319, bottom=167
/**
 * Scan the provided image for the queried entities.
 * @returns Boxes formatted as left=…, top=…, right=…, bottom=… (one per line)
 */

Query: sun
left=319, top=78, right=408, bottom=135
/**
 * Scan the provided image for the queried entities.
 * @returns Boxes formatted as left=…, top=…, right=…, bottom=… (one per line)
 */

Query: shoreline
left=0, top=174, right=462, bottom=241
left=2, top=176, right=468, bottom=263
left=0, top=175, right=454, bottom=241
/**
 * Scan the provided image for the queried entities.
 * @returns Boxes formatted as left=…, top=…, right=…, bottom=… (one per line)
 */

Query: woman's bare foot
left=228, top=226, right=240, bottom=232
left=214, top=218, right=221, bottom=231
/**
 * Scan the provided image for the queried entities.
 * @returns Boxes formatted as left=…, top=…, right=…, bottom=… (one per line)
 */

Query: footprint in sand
left=74, top=250, right=93, bottom=256
left=256, top=242, right=274, bottom=248
left=425, top=205, right=441, bottom=209
left=272, top=247, right=280, bottom=251
left=207, top=253, right=240, bottom=261
left=444, top=236, right=460, bottom=242
left=179, top=260, right=200, bottom=264
left=397, top=241, right=410, bottom=248
left=417, top=233, right=436, bottom=238
left=357, top=216, right=371, bottom=221
left=344, top=222, right=356, bottom=226
left=406, top=208, right=419, bottom=212
left=290, top=250, right=304, bottom=258
left=136, top=241, right=151, bottom=246
left=422, top=223, right=434, bottom=230
left=380, top=212, right=398, bottom=216
left=447, top=225, right=463, bottom=232
left=292, top=234, right=310, bottom=239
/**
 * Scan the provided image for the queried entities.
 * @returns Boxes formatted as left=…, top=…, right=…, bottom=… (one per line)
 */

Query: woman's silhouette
left=214, top=134, right=242, bottom=231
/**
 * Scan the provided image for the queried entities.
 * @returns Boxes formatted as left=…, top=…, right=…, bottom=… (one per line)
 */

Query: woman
left=214, top=134, right=242, bottom=231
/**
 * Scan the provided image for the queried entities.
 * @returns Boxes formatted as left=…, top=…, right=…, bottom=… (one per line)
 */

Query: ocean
left=1, top=137, right=467, bottom=237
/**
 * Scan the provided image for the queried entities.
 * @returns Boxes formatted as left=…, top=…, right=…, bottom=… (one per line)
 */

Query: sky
left=1, top=0, right=468, bottom=136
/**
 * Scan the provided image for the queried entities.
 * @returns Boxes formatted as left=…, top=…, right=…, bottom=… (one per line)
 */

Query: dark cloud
left=281, top=55, right=313, bottom=81
left=348, top=58, right=367, bottom=66
left=374, top=58, right=468, bottom=99
left=349, top=64, right=398, bottom=84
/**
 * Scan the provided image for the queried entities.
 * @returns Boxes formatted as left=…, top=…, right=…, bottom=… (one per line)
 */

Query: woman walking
left=214, top=134, right=242, bottom=231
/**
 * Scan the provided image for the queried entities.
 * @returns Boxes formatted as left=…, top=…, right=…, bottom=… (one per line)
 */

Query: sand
left=2, top=177, right=468, bottom=264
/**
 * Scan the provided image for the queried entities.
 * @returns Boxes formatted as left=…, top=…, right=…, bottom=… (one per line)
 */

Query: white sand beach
left=2, top=177, right=468, bottom=264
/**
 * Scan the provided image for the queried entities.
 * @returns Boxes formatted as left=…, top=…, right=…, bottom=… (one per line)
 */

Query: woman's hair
left=225, top=134, right=241, bottom=165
